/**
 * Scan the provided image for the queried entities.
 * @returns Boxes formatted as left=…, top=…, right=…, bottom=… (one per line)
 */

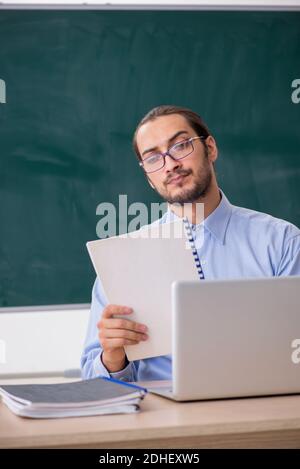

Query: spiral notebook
left=0, top=377, right=147, bottom=419
left=86, top=219, right=204, bottom=361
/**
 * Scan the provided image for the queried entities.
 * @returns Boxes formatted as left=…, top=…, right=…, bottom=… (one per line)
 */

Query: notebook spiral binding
left=182, top=217, right=205, bottom=280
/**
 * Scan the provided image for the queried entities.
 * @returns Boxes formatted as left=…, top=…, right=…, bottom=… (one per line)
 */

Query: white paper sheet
left=87, top=220, right=199, bottom=361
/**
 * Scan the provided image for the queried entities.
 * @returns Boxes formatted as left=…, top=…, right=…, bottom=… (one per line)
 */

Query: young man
left=81, top=105, right=300, bottom=382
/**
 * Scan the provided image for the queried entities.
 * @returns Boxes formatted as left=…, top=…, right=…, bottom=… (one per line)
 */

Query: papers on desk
left=0, top=377, right=147, bottom=419
left=87, top=220, right=199, bottom=361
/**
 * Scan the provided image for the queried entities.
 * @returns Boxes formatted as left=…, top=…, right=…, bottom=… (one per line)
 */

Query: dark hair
left=133, top=105, right=211, bottom=161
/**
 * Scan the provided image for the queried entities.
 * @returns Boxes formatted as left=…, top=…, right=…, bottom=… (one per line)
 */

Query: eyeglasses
left=139, top=136, right=206, bottom=174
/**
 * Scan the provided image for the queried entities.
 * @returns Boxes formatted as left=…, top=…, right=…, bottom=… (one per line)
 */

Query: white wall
left=0, top=306, right=90, bottom=378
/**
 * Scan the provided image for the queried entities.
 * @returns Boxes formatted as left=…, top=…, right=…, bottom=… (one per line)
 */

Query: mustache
left=165, top=169, right=192, bottom=185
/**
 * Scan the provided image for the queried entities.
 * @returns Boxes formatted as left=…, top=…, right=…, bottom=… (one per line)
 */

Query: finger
left=99, top=317, right=148, bottom=333
left=102, top=304, right=133, bottom=319
left=100, top=328, right=148, bottom=342
left=101, top=338, right=140, bottom=349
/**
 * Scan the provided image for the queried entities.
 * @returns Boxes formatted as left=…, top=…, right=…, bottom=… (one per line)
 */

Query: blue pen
left=101, top=376, right=148, bottom=394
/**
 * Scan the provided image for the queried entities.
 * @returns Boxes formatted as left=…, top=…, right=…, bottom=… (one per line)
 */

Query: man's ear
left=206, top=136, right=218, bottom=163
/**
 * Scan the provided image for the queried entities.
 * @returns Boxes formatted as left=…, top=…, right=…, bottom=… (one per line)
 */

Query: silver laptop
left=149, top=276, right=300, bottom=401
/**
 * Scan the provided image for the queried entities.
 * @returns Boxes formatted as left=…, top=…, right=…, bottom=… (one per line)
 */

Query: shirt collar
left=164, top=189, right=232, bottom=245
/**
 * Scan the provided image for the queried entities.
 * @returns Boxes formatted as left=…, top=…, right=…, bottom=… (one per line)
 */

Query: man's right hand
left=97, top=304, right=148, bottom=373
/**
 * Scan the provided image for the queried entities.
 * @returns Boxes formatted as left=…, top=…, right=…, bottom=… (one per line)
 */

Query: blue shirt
left=81, top=190, right=300, bottom=381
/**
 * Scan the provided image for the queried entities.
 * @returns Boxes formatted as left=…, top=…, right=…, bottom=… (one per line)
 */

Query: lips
left=167, top=174, right=187, bottom=185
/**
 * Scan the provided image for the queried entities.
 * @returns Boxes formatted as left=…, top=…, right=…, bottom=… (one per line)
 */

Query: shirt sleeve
left=80, top=277, right=138, bottom=381
left=277, top=234, right=300, bottom=276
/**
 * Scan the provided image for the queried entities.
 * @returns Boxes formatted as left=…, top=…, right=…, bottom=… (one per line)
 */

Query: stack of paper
left=0, top=378, right=147, bottom=419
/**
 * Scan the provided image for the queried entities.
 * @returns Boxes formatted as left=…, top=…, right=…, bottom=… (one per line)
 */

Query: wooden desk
left=1, top=378, right=300, bottom=449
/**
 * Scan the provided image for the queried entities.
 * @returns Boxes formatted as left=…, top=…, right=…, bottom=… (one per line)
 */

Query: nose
left=164, top=154, right=182, bottom=172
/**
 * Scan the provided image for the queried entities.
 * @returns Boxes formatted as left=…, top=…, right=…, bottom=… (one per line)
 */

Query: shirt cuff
left=93, top=352, right=111, bottom=378
left=110, top=362, right=135, bottom=382
left=94, top=352, right=135, bottom=382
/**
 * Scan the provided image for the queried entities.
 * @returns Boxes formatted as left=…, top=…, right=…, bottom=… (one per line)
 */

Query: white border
left=0, top=1, right=300, bottom=11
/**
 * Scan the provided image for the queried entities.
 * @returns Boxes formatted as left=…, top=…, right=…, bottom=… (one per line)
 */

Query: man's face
left=136, top=114, right=218, bottom=205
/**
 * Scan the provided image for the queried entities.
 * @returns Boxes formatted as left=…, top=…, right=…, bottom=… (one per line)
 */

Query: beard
left=152, top=154, right=213, bottom=205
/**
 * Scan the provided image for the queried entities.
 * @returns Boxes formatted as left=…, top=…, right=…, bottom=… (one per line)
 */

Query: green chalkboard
left=0, top=9, right=299, bottom=307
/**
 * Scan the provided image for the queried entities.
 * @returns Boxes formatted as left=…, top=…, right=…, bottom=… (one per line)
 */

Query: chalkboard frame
left=1, top=3, right=299, bottom=310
